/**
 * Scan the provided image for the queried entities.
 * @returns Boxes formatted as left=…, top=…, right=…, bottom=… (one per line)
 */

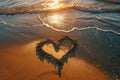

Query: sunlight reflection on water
left=47, top=14, right=64, bottom=25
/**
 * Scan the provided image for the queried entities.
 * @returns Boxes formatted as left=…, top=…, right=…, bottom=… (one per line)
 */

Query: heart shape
left=36, top=36, right=78, bottom=77
left=42, top=39, right=75, bottom=60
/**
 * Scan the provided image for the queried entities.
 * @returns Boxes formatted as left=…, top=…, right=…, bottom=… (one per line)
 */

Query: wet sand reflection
left=0, top=41, right=110, bottom=80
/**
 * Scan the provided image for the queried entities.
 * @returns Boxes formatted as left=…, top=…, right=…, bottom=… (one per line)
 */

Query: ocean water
left=0, top=0, right=120, bottom=80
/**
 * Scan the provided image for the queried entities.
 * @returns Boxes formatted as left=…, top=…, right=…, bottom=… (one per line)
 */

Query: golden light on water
left=48, top=14, right=64, bottom=25
left=48, top=0, right=62, bottom=9
left=39, top=13, right=65, bottom=29
left=39, top=0, right=65, bottom=29
left=54, top=0, right=59, bottom=4
left=48, top=0, right=63, bottom=24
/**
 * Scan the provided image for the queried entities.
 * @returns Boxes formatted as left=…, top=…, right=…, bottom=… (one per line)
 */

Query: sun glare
left=48, top=0, right=61, bottom=9
left=54, top=0, right=59, bottom=4
left=48, top=14, right=64, bottom=25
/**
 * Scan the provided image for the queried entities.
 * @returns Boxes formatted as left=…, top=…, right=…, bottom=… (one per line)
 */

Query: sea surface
left=0, top=0, right=120, bottom=80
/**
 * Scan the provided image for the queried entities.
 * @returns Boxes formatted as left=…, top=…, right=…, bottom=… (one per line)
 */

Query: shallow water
left=0, top=0, right=120, bottom=80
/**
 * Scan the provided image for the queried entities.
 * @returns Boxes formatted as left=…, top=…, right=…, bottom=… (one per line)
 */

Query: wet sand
left=0, top=41, right=110, bottom=80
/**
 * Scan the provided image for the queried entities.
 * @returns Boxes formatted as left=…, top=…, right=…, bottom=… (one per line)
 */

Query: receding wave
left=0, top=2, right=120, bottom=35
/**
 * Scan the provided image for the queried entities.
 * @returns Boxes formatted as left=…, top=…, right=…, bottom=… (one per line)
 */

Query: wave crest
left=0, top=4, right=120, bottom=15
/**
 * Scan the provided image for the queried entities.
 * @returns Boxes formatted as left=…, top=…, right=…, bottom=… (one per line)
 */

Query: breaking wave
left=0, top=0, right=120, bottom=35
left=0, top=5, right=120, bottom=15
